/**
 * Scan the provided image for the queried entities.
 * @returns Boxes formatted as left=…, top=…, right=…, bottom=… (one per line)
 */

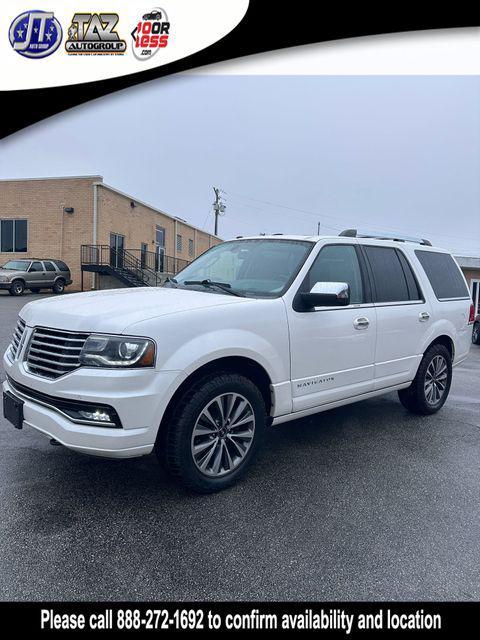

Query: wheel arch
left=159, top=356, right=274, bottom=437
left=424, top=334, right=455, bottom=360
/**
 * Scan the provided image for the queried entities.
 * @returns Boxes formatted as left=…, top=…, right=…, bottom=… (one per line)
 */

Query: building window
left=188, top=238, right=194, bottom=257
left=155, top=226, right=165, bottom=247
left=0, top=219, right=28, bottom=253
left=176, top=234, right=183, bottom=253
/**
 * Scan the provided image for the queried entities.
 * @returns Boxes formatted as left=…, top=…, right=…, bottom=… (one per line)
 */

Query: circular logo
left=131, top=7, right=170, bottom=61
left=9, top=10, right=62, bottom=59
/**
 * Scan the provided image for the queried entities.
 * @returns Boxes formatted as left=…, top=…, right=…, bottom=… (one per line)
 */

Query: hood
left=0, top=268, right=22, bottom=279
left=20, top=287, right=247, bottom=334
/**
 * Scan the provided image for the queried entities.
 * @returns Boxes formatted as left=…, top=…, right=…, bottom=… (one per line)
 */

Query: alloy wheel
left=424, top=355, right=448, bottom=405
left=191, top=393, right=255, bottom=477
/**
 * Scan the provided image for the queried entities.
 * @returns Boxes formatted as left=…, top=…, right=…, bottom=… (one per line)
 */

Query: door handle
left=354, top=317, right=370, bottom=330
left=419, top=311, right=430, bottom=322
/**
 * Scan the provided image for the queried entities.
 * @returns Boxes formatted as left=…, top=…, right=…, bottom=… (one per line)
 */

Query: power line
left=225, top=189, right=480, bottom=249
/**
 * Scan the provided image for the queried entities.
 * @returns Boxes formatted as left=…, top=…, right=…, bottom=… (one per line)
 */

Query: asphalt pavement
left=1, top=291, right=479, bottom=601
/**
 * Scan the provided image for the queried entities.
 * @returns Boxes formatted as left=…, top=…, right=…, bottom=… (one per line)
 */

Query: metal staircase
left=80, top=245, right=189, bottom=290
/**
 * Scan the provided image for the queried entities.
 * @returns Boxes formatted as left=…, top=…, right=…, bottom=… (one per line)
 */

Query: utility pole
left=213, top=187, right=226, bottom=236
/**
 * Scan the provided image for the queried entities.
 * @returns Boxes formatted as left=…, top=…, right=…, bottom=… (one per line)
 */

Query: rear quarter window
left=415, top=250, right=469, bottom=300
left=54, top=261, right=70, bottom=272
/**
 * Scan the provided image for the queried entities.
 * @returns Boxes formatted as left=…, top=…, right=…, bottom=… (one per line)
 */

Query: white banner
left=1, top=0, right=249, bottom=90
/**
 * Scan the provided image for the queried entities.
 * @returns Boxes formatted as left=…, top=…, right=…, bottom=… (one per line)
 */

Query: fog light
left=77, top=409, right=112, bottom=423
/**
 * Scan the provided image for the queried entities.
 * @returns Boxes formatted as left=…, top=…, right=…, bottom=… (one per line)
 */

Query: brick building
left=0, top=176, right=221, bottom=291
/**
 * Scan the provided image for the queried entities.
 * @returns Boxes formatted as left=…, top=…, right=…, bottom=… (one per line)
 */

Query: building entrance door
left=110, top=233, right=125, bottom=269
left=155, top=226, right=165, bottom=272
left=471, top=279, right=480, bottom=315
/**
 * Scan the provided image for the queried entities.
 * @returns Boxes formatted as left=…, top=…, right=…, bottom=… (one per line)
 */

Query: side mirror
left=299, top=281, right=350, bottom=310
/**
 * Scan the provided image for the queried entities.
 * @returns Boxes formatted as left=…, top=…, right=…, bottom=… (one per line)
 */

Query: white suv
left=2, top=232, right=474, bottom=492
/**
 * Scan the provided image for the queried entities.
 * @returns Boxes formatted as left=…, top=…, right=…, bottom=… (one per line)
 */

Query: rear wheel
left=10, top=280, right=25, bottom=296
left=398, top=344, right=452, bottom=415
left=472, top=322, right=480, bottom=345
left=52, top=279, right=65, bottom=294
left=157, top=373, right=267, bottom=493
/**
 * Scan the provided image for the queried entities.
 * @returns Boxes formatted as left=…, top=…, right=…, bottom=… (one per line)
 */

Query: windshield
left=1, top=260, right=30, bottom=271
left=172, top=239, right=313, bottom=297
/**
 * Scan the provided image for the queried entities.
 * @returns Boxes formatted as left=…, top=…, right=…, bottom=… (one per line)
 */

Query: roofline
left=95, top=181, right=221, bottom=239
left=0, top=175, right=103, bottom=183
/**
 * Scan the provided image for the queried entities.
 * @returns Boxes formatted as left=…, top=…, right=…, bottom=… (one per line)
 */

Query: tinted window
left=307, top=244, right=364, bottom=304
left=44, top=262, right=56, bottom=272
left=415, top=250, right=469, bottom=300
left=397, top=251, right=422, bottom=300
left=54, top=261, right=69, bottom=272
left=364, top=246, right=410, bottom=303
left=14, top=220, right=27, bottom=252
left=29, top=261, right=43, bottom=272
left=0, top=220, right=13, bottom=252
left=0, top=220, right=27, bottom=252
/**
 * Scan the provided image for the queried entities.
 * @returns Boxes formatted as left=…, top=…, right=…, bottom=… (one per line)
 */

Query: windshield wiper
left=183, top=279, right=244, bottom=297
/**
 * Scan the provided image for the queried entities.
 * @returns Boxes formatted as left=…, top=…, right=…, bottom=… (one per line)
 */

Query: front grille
left=10, top=318, right=26, bottom=358
left=26, top=327, right=90, bottom=379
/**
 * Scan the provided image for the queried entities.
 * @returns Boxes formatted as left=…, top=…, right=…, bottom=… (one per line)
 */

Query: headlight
left=79, top=334, right=156, bottom=368
left=0, top=275, right=10, bottom=282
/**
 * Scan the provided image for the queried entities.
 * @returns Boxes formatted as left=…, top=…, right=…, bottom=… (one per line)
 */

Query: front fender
left=160, top=328, right=288, bottom=384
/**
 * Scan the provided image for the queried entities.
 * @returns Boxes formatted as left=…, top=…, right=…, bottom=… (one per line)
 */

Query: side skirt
left=271, top=382, right=412, bottom=426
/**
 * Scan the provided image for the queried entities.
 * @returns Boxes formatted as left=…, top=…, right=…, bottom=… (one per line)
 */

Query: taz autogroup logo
left=131, top=7, right=170, bottom=60
left=65, top=14, right=127, bottom=54
left=9, top=10, right=62, bottom=58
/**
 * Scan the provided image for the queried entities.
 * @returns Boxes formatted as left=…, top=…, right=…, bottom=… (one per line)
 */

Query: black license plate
left=3, top=391, right=24, bottom=429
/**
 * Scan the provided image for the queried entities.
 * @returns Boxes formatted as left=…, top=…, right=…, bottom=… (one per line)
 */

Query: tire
left=52, top=279, right=65, bottom=294
left=472, top=322, right=480, bottom=345
left=156, top=373, right=267, bottom=493
left=10, top=280, right=25, bottom=296
left=398, top=344, right=452, bottom=415
left=29, top=288, right=40, bottom=293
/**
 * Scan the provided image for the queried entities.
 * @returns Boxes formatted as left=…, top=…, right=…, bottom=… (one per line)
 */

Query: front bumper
left=3, top=349, right=183, bottom=459
left=0, top=282, right=12, bottom=290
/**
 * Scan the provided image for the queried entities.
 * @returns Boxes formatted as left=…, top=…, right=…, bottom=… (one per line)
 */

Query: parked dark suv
left=0, top=259, right=72, bottom=296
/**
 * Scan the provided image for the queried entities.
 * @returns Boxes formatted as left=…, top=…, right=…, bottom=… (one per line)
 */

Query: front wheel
left=472, top=322, right=480, bottom=345
left=157, top=373, right=267, bottom=493
left=398, top=344, right=452, bottom=415
left=10, top=280, right=25, bottom=296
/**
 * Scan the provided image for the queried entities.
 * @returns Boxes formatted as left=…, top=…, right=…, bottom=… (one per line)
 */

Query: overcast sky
left=1, top=75, right=479, bottom=255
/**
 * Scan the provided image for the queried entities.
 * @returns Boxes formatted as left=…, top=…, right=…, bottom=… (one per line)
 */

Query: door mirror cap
left=300, top=281, right=350, bottom=309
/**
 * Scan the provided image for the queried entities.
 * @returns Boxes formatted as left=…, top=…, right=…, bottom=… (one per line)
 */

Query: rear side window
left=364, top=246, right=420, bottom=303
left=396, top=251, right=422, bottom=301
left=54, top=261, right=69, bottom=272
left=415, top=250, right=469, bottom=300
left=44, top=262, right=56, bottom=272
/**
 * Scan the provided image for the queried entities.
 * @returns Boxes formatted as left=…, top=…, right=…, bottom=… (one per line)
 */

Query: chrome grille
left=10, top=318, right=26, bottom=358
left=26, top=327, right=90, bottom=379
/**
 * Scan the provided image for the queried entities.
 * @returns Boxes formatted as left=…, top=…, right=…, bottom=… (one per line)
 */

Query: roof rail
left=339, top=228, right=432, bottom=246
